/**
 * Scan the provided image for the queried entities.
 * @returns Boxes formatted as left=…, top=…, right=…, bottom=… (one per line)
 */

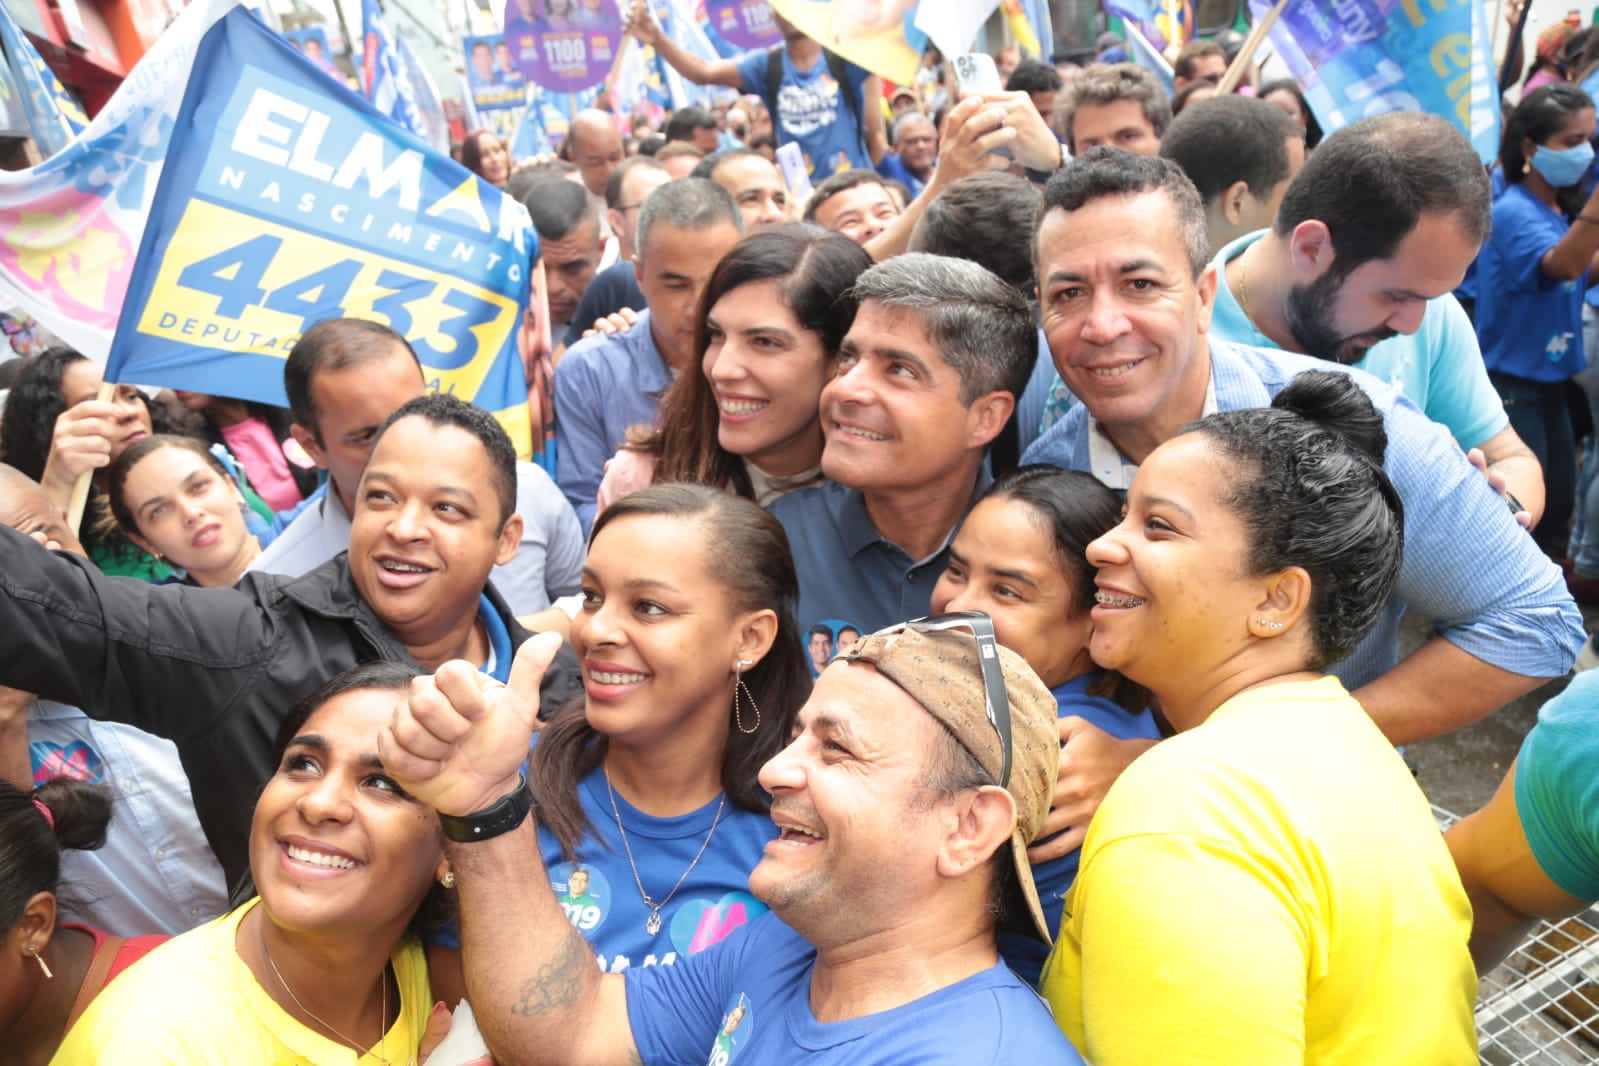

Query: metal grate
left=1433, top=805, right=1599, bottom=1064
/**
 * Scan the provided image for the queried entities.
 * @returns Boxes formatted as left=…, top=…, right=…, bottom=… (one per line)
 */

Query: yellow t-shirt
left=53, top=898, right=432, bottom=1065
left=1041, top=676, right=1477, bottom=1065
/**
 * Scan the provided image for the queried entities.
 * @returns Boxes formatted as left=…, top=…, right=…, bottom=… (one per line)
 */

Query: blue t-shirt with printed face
left=625, top=915, right=1085, bottom=1064
left=1476, top=183, right=1588, bottom=383
left=734, top=49, right=871, bottom=179
left=538, top=764, right=777, bottom=975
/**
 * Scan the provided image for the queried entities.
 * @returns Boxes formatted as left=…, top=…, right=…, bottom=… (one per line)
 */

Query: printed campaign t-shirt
left=1477, top=183, right=1589, bottom=383
left=735, top=49, right=871, bottom=179
left=626, top=915, right=1084, bottom=1064
left=539, top=764, right=777, bottom=974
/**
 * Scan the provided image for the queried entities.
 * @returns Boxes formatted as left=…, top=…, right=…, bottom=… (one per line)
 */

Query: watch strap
left=439, top=775, right=532, bottom=843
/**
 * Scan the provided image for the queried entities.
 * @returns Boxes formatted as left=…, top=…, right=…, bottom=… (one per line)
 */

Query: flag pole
left=1217, top=0, right=1291, bottom=95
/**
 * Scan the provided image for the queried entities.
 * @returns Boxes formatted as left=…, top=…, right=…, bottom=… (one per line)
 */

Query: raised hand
left=378, top=631, right=563, bottom=816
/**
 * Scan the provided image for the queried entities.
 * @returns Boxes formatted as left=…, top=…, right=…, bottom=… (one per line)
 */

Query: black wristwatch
left=439, top=775, right=532, bottom=843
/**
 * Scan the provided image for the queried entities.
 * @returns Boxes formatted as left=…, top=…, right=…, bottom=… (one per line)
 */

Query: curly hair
left=0, top=348, right=87, bottom=480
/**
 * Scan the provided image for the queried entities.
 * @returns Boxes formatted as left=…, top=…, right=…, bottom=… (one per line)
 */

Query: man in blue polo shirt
left=876, top=112, right=936, bottom=200
left=768, top=254, right=1038, bottom=654
left=1209, top=112, right=1544, bottom=527
left=1022, top=149, right=1583, bottom=747
left=554, top=179, right=743, bottom=530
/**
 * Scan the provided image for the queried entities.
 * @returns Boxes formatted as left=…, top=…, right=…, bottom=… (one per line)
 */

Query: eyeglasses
left=889, top=611, right=1012, bottom=787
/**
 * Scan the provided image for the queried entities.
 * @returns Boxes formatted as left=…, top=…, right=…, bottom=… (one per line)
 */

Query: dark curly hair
left=1183, top=371, right=1404, bottom=671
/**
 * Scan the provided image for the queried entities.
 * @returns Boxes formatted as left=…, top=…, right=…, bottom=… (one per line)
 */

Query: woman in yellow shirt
left=1041, top=371, right=1478, bottom=1064
left=54, top=662, right=453, bottom=1064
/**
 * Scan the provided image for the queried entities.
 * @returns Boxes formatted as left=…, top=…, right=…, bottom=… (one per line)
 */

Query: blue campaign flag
left=0, top=2, right=88, bottom=157
left=109, top=6, right=540, bottom=454
left=1250, top=0, right=1500, bottom=164
left=361, top=0, right=426, bottom=140
left=398, top=33, right=450, bottom=154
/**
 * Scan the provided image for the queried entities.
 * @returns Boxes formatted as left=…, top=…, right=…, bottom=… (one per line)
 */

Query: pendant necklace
left=605, top=769, right=727, bottom=936
left=260, top=914, right=408, bottom=1064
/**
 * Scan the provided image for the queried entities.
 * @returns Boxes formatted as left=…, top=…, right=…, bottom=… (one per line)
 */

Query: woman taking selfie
left=1041, top=372, right=1476, bottom=1063
left=54, top=663, right=454, bottom=1063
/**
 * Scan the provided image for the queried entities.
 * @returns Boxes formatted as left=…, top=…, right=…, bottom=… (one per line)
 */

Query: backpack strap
left=763, top=44, right=784, bottom=114
left=822, top=47, right=867, bottom=157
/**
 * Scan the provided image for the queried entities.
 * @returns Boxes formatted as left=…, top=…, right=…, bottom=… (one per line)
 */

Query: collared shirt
left=249, top=462, right=584, bottom=616
left=29, top=700, right=228, bottom=935
left=554, top=309, right=674, bottom=531
left=1021, top=338, right=1584, bottom=687
left=1209, top=229, right=1509, bottom=450
left=768, top=476, right=989, bottom=672
left=1085, top=375, right=1217, bottom=491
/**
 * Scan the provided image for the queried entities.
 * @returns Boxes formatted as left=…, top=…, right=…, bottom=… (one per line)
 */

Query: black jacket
left=0, top=524, right=583, bottom=887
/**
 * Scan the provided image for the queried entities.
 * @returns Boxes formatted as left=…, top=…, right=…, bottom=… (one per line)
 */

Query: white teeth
left=719, top=399, right=768, bottom=415
left=287, top=844, right=357, bottom=869
left=837, top=424, right=888, bottom=441
left=778, top=823, right=822, bottom=839
left=590, top=670, right=648, bottom=685
left=1089, top=363, right=1140, bottom=379
left=380, top=560, right=429, bottom=573
left=1095, top=591, right=1146, bottom=608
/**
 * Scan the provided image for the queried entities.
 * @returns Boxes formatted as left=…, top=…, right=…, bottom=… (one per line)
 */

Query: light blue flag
left=0, top=2, right=87, bottom=157
left=1250, top=0, right=1500, bottom=164
left=398, top=34, right=449, bottom=154
left=1124, top=20, right=1174, bottom=96
left=360, top=0, right=426, bottom=140
left=110, top=5, right=540, bottom=455
left=510, top=84, right=556, bottom=158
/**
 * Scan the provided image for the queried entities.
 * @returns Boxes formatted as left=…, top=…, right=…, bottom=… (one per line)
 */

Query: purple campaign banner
left=706, top=0, right=781, bottom=50
left=504, top=0, right=621, bottom=92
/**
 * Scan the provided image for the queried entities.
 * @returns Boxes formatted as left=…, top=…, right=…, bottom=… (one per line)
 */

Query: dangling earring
left=733, top=660, right=760, bottom=735
left=31, top=950, right=52, bottom=979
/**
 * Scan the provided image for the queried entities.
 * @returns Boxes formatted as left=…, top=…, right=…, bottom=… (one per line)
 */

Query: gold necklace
left=259, top=915, right=398, bottom=1063
left=604, top=770, right=727, bottom=936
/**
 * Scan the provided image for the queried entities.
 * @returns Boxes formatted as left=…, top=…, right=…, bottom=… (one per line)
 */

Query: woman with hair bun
left=0, top=778, right=166, bottom=1065
left=1041, top=371, right=1478, bottom=1063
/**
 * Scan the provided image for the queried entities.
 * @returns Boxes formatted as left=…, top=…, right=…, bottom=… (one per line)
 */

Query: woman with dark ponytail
left=0, top=778, right=165, bottom=1064
left=529, top=483, right=810, bottom=972
left=1041, top=372, right=1478, bottom=1063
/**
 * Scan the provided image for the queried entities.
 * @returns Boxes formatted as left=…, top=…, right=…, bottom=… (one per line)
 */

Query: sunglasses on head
left=881, top=611, right=1012, bottom=787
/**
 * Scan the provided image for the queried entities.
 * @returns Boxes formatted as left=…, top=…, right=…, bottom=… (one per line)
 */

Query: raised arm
left=380, top=637, right=640, bottom=1065
left=625, top=0, right=741, bottom=89
left=0, top=524, right=270, bottom=738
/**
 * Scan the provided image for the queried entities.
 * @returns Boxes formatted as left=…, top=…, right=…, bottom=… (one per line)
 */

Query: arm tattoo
left=511, top=929, right=589, bottom=1017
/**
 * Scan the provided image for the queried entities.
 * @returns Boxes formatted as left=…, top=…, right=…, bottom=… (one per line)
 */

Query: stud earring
left=1256, top=618, right=1285, bottom=632
left=441, top=871, right=457, bottom=890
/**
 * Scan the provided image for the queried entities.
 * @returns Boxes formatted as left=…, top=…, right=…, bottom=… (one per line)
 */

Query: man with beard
left=1207, top=112, right=1544, bottom=526
left=1022, top=148, right=1582, bottom=749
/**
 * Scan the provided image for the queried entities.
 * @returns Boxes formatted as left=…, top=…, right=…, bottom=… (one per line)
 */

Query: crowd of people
left=4, top=5, right=1599, bottom=1063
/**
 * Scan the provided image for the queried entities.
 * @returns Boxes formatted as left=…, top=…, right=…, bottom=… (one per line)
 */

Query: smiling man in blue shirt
left=1022, top=148, right=1583, bottom=747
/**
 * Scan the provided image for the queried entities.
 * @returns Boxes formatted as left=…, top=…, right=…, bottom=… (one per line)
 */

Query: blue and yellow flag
left=109, top=7, right=538, bottom=454
left=0, top=2, right=87, bottom=158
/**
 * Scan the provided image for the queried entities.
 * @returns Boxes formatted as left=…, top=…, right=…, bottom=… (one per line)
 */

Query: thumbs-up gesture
left=379, top=632, right=563, bottom=817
